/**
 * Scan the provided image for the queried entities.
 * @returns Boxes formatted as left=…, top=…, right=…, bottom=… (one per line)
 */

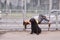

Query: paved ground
left=0, top=30, right=60, bottom=40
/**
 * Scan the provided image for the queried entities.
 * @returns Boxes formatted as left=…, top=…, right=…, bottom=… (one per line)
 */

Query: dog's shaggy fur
left=30, top=18, right=41, bottom=35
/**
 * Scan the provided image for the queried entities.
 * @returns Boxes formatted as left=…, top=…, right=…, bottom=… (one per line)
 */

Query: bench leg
left=48, top=23, right=50, bottom=31
left=25, top=25, right=27, bottom=29
left=23, top=25, right=27, bottom=31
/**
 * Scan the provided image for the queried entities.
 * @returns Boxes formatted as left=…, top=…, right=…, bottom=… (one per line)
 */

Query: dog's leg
left=30, top=30, right=34, bottom=34
left=30, top=28, right=34, bottom=34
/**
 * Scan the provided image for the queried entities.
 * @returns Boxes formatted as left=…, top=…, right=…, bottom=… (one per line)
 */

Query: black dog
left=30, top=18, right=41, bottom=35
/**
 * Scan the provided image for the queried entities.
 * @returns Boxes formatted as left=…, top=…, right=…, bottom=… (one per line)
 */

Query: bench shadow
left=0, top=31, right=7, bottom=36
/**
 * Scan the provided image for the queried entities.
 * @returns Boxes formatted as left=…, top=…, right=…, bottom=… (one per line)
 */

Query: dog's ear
left=29, top=18, right=33, bottom=22
left=29, top=19, right=31, bottom=22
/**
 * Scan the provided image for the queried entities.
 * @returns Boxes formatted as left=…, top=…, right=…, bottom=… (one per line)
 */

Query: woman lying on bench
left=23, top=14, right=50, bottom=30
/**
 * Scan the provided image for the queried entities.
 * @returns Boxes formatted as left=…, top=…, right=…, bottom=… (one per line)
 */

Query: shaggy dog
left=30, top=18, right=41, bottom=35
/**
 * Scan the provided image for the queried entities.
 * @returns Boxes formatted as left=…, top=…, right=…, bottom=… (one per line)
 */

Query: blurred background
left=0, top=0, right=60, bottom=31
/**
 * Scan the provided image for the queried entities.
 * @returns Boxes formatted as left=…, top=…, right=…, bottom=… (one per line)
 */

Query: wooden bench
left=23, top=20, right=51, bottom=31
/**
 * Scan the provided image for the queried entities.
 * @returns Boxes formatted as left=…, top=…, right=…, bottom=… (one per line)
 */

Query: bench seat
left=23, top=20, right=51, bottom=31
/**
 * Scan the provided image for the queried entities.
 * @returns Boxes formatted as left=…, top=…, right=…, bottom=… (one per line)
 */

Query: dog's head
left=29, top=18, right=37, bottom=24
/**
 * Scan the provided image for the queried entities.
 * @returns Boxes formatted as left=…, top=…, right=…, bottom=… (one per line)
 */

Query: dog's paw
left=36, top=33, right=40, bottom=35
left=30, top=32, right=33, bottom=34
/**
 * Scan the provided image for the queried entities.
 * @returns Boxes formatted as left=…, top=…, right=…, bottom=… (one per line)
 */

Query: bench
left=23, top=20, right=51, bottom=31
